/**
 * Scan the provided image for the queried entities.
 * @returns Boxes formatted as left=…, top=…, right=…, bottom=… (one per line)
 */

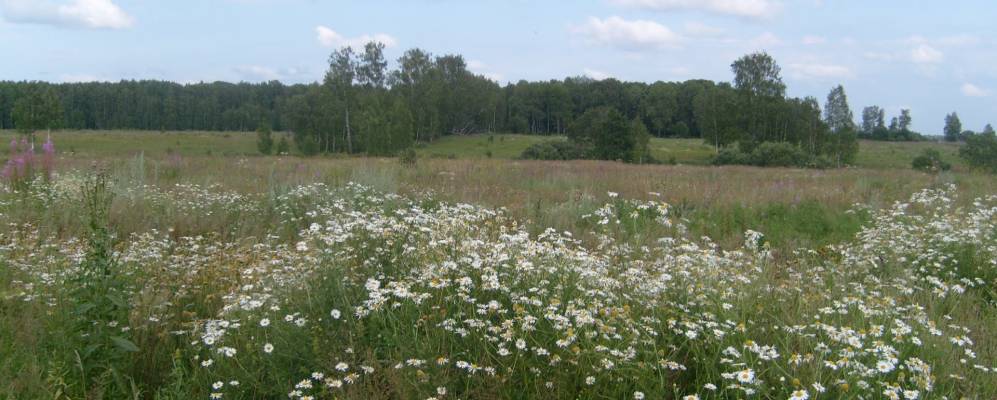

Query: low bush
left=519, top=140, right=588, bottom=160
left=911, top=149, right=951, bottom=172
left=712, top=141, right=818, bottom=168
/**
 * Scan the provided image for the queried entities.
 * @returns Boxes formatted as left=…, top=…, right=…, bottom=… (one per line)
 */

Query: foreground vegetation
left=0, top=132, right=995, bottom=399
left=2, top=159, right=995, bottom=399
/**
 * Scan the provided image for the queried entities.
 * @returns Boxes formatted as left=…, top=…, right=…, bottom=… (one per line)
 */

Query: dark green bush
left=959, top=132, right=997, bottom=173
left=911, top=149, right=951, bottom=173
left=398, top=148, right=418, bottom=166
left=712, top=142, right=820, bottom=168
left=520, top=141, right=588, bottom=160
left=752, top=142, right=808, bottom=167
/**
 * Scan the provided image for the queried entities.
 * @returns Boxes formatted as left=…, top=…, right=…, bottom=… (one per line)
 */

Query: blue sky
left=1, top=0, right=995, bottom=134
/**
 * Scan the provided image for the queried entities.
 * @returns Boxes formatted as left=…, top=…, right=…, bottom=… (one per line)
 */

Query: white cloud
left=961, top=83, right=989, bottom=97
left=573, top=16, right=683, bottom=50
left=801, top=35, right=826, bottom=45
left=787, top=63, right=853, bottom=80
left=583, top=68, right=611, bottom=80
left=684, top=21, right=724, bottom=37
left=315, top=25, right=397, bottom=49
left=0, top=0, right=133, bottom=29
left=910, top=44, right=943, bottom=64
left=609, top=0, right=781, bottom=19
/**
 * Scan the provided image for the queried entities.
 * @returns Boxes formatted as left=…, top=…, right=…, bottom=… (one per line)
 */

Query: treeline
left=0, top=80, right=305, bottom=132
left=2, top=44, right=858, bottom=164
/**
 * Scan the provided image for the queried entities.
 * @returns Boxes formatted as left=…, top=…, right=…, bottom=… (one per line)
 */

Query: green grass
left=414, top=134, right=967, bottom=170
left=414, top=133, right=556, bottom=159
left=2, top=130, right=263, bottom=158
left=855, top=139, right=966, bottom=170
left=647, top=138, right=716, bottom=165
left=4, top=130, right=969, bottom=172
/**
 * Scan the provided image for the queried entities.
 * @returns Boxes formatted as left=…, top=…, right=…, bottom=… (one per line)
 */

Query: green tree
left=943, top=112, right=962, bottom=142
left=276, top=135, right=291, bottom=155
left=630, top=117, right=652, bottom=163
left=13, top=86, right=63, bottom=134
left=730, top=52, right=786, bottom=146
left=256, top=123, right=274, bottom=155
left=325, top=46, right=359, bottom=153
left=822, top=85, right=858, bottom=166
left=898, top=109, right=912, bottom=131
left=731, top=52, right=786, bottom=98
left=357, top=42, right=388, bottom=88
left=959, top=128, right=997, bottom=173
left=861, top=106, right=884, bottom=134
left=824, top=85, right=855, bottom=133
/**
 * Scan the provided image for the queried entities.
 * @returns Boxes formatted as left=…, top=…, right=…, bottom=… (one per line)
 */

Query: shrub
left=398, top=147, right=417, bottom=166
left=276, top=135, right=291, bottom=155
left=959, top=132, right=997, bottom=173
left=711, top=146, right=751, bottom=166
left=256, top=124, right=274, bottom=155
left=712, top=142, right=817, bottom=168
left=911, top=149, right=951, bottom=173
left=751, top=142, right=808, bottom=167
left=520, top=141, right=588, bottom=160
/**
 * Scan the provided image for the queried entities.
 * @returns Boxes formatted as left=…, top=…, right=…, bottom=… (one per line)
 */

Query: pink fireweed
left=2, top=135, right=56, bottom=189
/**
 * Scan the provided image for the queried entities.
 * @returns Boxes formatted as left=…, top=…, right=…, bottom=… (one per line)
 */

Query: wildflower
left=903, top=390, right=920, bottom=399
left=260, top=318, right=270, bottom=327
left=335, top=362, right=349, bottom=371
left=634, top=391, right=644, bottom=399
left=201, top=359, right=214, bottom=367
left=876, top=360, right=895, bottom=373
left=683, top=396, right=700, bottom=400
left=213, top=381, right=224, bottom=390
left=325, top=378, right=343, bottom=389
left=736, top=368, right=755, bottom=384
left=263, top=343, right=274, bottom=354
left=789, top=389, right=808, bottom=400
left=330, top=309, right=341, bottom=319
left=585, top=376, right=596, bottom=385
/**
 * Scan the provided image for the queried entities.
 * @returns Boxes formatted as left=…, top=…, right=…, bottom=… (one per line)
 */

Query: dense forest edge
left=2, top=43, right=995, bottom=170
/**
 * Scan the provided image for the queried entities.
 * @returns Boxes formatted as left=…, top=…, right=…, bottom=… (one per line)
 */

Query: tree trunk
left=345, top=106, right=353, bottom=154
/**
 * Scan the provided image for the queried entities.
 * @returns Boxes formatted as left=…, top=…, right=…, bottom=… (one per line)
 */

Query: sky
left=1, top=0, right=995, bottom=134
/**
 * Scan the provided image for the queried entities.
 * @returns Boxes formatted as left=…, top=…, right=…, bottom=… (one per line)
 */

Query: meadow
left=1, top=130, right=995, bottom=399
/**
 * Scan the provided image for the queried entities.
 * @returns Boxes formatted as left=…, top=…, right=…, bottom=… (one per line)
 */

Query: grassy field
left=9, top=130, right=969, bottom=170
left=2, top=130, right=995, bottom=399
